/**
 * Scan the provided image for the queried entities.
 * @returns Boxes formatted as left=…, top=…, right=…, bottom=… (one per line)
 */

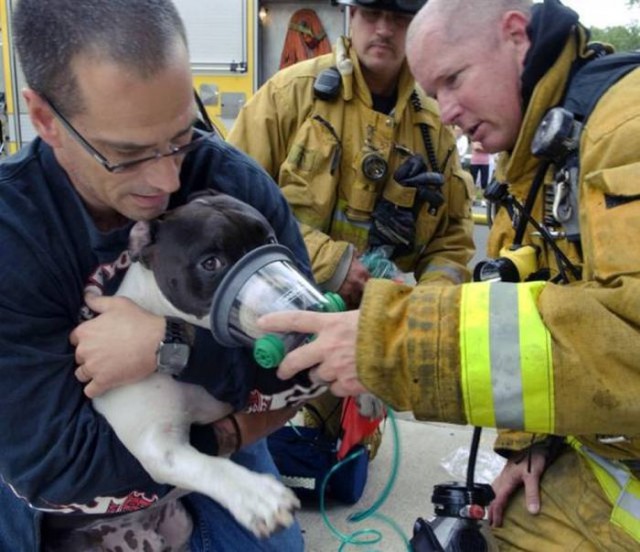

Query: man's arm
left=0, top=256, right=166, bottom=510
left=70, top=294, right=299, bottom=456
left=259, top=270, right=640, bottom=438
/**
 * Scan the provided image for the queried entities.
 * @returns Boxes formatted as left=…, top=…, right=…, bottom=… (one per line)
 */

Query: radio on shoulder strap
left=313, top=66, right=342, bottom=101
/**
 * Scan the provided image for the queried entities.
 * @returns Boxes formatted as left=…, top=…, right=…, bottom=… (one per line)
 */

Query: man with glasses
left=0, top=1, right=306, bottom=550
left=229, top=0, right=474, bottom=459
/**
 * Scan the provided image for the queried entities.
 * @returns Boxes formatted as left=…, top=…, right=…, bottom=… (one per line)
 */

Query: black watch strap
left=164, top=317, right=195, bottom=345
left=156, top=317, right=195, bottom=376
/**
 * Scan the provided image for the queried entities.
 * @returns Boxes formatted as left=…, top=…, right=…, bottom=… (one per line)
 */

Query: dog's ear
left=128, top=220, right=159, bottom=264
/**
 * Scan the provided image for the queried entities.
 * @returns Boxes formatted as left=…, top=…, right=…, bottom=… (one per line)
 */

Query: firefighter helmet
left=333, top=0, right=427, bottom=16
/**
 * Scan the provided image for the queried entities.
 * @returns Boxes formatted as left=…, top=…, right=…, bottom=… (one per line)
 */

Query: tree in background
left=591, top=25, right=640, bottom=51
left=585, top=1, right=640, bottom=51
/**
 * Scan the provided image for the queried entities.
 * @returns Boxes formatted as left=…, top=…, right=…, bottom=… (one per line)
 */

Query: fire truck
left=0, top=0, right=347, bottom=154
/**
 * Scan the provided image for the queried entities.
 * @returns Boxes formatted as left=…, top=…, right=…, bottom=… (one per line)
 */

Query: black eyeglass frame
left=43, top=92, right=216, bottom=174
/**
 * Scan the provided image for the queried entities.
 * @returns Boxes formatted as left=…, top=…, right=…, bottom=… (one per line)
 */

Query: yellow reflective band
left=460, top=281, right=554, bottom=432
left=519, top=282, right=554, bottom=433
left=614, top=500, right=640, bottom=543
left=460, top=282, right=495, bottom=427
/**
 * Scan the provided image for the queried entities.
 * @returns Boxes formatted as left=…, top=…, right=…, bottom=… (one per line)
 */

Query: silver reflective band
left=489, top=283, right=525, bottom=429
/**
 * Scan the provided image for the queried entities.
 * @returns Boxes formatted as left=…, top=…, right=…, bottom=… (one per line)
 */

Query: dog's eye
left=201, top=256, right=223, bottom=271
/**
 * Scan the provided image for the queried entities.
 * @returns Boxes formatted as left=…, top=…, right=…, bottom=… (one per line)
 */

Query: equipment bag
left=267, top=425, right=369, bottom=505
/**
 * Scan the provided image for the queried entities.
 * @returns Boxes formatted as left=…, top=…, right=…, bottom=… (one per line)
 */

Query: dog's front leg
left=93, top=375, right=300, bottom=538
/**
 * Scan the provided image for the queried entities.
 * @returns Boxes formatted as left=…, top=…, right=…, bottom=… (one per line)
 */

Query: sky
left=561, top=0, right=640, bottom=28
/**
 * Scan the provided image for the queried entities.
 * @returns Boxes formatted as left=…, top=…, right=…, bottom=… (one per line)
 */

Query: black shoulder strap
left=409, top=91, right=440, bottom=173
left=516, top=49, right=640, bottom=273
left=564, top=50, right=640, bottom=122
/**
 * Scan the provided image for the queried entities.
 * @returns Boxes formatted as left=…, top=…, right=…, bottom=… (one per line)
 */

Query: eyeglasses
left=44, top=94, right=216, bottom=174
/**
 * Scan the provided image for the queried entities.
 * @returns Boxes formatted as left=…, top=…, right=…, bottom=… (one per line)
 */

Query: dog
left=92, top=192, right=312, bottom=538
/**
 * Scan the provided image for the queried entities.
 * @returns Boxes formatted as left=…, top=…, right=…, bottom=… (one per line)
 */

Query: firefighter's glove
left=368, top=155, right=444, bottom=252
left=394, top=154, right=445, bottom=215
left=369, top=200, right=415, bottom=250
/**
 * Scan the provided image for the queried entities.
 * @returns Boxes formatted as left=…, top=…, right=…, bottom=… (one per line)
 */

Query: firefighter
left=229, top=0, right=474, bottom=454
left=260, top=0, right=640, bottom=550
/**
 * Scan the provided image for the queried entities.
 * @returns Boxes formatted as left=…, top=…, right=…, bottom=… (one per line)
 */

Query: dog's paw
left=356, top=393, right=385, bottom=419
left=224, top=471, right=301, bottom=538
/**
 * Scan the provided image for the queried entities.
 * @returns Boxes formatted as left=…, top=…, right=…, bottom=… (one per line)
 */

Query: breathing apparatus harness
left=475, top=46, right=640, bottom=285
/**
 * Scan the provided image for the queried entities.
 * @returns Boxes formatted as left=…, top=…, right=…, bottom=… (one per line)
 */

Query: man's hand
left=488, top=449, right=547, bottom=527
left=258, top=309, right=366, bottom=397
left=70, top=294, right=165, bottom=398
left=338, top=256, right=370, bottom=309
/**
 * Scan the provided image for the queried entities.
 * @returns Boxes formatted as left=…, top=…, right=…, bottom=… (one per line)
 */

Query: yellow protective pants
left=492, top=448, right=638, bottom=551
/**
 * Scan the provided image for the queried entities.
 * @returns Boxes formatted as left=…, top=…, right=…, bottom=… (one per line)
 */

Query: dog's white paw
left=223, top=470, right=301, bottom=538
left=356, top=393, right=385, bottom=419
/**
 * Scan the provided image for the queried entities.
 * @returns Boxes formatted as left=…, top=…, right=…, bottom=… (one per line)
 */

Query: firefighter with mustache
left=229, top=0, right=475, bottom=457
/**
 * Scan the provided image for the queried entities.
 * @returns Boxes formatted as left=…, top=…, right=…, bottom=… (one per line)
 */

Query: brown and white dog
left=93, top=192, right=307, bottom=538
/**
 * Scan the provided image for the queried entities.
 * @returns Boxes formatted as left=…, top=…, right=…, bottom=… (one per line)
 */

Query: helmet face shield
left=334, top=0, right=426, bottom=15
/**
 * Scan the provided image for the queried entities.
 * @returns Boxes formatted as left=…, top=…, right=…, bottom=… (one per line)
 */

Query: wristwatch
left=156, top=317, right=194, bottom=376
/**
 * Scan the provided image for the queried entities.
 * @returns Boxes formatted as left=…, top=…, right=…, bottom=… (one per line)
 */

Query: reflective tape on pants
left=569, top=438, right=640, bottom=543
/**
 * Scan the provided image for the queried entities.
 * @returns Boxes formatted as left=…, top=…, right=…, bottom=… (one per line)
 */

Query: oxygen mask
left=209, top=244, right=344, bottom=368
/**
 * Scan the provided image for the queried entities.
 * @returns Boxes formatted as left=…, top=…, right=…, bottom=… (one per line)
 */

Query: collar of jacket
left=337, top=36, right=418, bottom=124
left=494, top=25, right=591, bottom=193
left=521, top=0, right=580, bottom=111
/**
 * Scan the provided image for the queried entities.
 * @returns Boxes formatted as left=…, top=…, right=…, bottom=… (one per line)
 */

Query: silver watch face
left=156, top=342, right=190, bottom=375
